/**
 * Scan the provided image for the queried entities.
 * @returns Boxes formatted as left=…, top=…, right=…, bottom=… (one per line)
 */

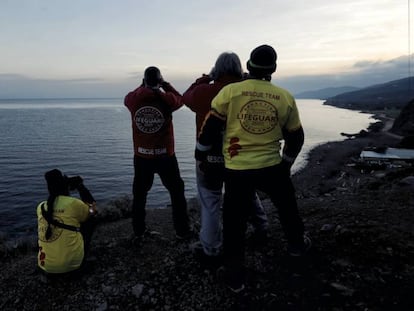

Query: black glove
left=66, top=176, right=83, bottom=191
left=196, top=74, right=212, bottom=84
left=161, top=79, right=172, bottom=90
left=78, top=183, right=95, bottom=204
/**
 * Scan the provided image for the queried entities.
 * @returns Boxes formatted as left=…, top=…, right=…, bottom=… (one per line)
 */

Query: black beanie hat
left=247, top=45, right=277, bottom=76
left=144, top=66, right=162, bottom=87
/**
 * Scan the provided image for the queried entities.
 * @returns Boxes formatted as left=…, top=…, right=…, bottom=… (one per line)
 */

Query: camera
left=65, top=175, right=83, bottom=191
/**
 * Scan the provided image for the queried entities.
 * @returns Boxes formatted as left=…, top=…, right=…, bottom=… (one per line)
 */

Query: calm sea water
left=0, top=98, right=374, bottom=238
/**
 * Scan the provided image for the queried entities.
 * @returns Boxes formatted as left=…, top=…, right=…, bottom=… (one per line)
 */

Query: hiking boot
left=216, top=266, right=246, bottom=294
left=134, top=226, right=149, bottom=239
left=287, top=235, right=312, bottom=257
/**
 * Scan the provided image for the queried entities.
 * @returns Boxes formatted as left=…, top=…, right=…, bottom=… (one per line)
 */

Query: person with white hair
left=183, top=52, right=269, bottom=266
left=196, top=45, right=311, bottom=293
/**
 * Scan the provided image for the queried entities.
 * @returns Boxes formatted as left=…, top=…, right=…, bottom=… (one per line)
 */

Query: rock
left=399, top=176, right=414, bottom=187
left=96, top=301, right=108, bottom=311
left=131, top=283, right=144, bottom=298
left=330, top=282, right=355, bottom=296
left=320, top=224, right=336, bottom=232
left=391, top=99, right=414, bottom=136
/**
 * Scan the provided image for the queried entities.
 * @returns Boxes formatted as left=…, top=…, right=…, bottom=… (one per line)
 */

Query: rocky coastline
left=1, top=117, right=413, bottom=311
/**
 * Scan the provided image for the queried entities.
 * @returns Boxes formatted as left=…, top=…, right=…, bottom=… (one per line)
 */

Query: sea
left=0, top=98, right=374, bottom=239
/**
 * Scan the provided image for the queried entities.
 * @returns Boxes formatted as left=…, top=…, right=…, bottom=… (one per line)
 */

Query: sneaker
left=190, top=242, right=222, bottom=268
left=216, top=266, right=245, bottom=294
left=190, top=241, right=205, bottom=255
left=190, top=241, right=221, bottom=255
left=287, top=235, right=312, bottom=257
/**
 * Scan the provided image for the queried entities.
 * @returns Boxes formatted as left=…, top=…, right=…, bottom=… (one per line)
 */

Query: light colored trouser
left=196, top=161, right=268, bottom=256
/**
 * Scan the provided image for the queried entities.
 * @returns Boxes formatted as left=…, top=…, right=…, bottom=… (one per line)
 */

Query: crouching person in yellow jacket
left=37, top=168, right=97, bottom=276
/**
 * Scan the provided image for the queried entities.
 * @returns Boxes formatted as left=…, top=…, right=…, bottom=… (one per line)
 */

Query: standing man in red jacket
left=125, top=66, right=191, bottom=240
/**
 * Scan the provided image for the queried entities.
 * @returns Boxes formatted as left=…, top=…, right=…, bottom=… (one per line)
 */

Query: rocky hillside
left=295, top=86, right=359, bottom=100
left=324, top=77, right=414, bottom=110
left=391, top=99, right=414, bottom=137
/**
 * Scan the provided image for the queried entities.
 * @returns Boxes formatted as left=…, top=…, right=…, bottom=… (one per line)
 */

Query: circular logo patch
left=238, top=100, right=278, bottom=134
left=134, top=106, right=165, bottom=134
left=38, top=216, right=63, bottom=242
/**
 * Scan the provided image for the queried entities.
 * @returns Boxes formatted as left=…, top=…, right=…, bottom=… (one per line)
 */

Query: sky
left=0, top=0, right=413, bottom=98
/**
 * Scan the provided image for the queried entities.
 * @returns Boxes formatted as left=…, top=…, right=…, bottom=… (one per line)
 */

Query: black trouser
left=81, top=216, right=96, bottom=257
left=132, top=155, right=189, bottom=236
left=222, top=163, right=304, bottom=275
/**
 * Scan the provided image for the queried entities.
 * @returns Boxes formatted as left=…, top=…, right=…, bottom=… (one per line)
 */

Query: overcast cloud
left=0, top=0, right=412, bottom=98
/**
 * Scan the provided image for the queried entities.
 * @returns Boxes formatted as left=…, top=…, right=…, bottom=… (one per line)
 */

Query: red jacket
left=183, top=74, right=241, bottom=137
left=124, top=83, right=183, bottom=158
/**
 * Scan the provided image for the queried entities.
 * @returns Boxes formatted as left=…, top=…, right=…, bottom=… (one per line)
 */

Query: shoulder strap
left=50, top=219, right=81, bottom=232
left=41, top=203, right=81, bottom=232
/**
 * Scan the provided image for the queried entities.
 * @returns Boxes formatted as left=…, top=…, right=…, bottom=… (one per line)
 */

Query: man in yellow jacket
left=196, top=44, right=311, bottom=293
